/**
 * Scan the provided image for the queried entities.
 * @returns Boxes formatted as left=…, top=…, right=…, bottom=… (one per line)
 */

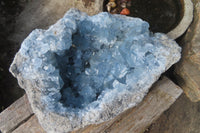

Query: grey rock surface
left=174, top=0, right=200, bottom=102
left=10, top=9, right=181, bottom=133
left=167, top=0, right=193, bottom=39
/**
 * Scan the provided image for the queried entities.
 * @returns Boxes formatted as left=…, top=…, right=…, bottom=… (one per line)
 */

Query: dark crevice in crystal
left=58, top=32, right=101, bottom=109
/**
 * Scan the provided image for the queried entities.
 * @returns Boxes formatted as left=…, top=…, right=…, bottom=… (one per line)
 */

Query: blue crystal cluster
left=12, top=9, right=181, bottom=116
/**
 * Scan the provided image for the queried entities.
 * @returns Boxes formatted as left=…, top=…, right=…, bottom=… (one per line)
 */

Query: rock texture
left=175, top=0, right=200, bottom=102
left=167, top=0, right=193, bottom=39
left=146, top=93, right=200, bottom=133
left=10, top=9, right=181, bottom=133
left=9, top=0, right=103, bottom=44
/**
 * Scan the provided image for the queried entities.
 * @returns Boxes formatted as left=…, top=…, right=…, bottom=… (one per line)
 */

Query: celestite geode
left=10, top=9, right=181, bottom=133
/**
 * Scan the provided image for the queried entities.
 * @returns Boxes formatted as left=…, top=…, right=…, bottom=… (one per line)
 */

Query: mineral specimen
left=10, top=9, right=181, bottom=133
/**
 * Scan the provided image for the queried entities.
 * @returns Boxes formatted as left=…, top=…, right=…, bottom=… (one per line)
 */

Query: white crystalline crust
left=9, top=9, right=181, bottom=133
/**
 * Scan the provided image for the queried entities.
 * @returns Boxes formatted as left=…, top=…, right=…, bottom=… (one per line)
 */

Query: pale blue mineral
left=10, top=9, right=181, bottom=133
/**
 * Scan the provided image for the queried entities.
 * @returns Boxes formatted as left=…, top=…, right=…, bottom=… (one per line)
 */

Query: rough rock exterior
left=175, top=0, right=200, bottom=102
left=10, top=9, right=181, bottom=133
left=10, top=0, right=103, bottom=44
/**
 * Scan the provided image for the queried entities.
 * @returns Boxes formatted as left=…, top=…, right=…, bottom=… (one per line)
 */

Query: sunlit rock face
left=10, top=9, right=181, bottom=133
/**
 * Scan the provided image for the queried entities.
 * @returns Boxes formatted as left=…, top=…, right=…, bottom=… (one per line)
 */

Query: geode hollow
left=10, top=9, right=181, bottom=133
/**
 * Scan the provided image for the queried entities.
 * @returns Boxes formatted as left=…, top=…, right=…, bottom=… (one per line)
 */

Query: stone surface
left=10, top=9, right=181, bottom=133
left=9, top=0, right=103, bottom=44
left=0, top=95, right=33, bottom=133
left=12, top=115, right=45, bottom=133
left=167, top=0, right=193, bottom=39
left=146, top=94, right=200, bottom=133
left=174, top=0, right=200, bottom=102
